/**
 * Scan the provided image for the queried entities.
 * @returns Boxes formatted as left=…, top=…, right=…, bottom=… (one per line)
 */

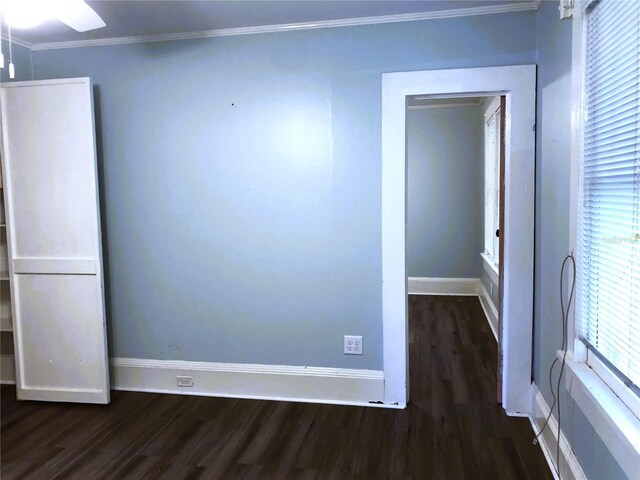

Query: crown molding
left=0, top=33, right=33, bottom=49
left=31, top=1, right=539, bottom=51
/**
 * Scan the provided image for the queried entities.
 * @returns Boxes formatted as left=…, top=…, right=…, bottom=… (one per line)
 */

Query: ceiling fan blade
left=55, top=0, right=106, bottom=32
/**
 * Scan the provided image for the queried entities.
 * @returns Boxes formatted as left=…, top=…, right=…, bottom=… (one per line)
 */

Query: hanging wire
left=531, top=253, right=576, bottom=480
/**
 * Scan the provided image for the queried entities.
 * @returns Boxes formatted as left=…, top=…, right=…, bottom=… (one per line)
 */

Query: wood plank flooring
left=1, top=296, right=552, bottom=479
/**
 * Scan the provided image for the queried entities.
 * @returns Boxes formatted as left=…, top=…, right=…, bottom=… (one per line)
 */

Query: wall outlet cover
left=177, top=375, right=194, bottom=387
left=344, top=335, right=363, bottom=355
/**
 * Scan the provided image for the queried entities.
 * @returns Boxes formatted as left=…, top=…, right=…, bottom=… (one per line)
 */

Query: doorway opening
left=405, top=94, right=505, bottom=402
left=381, top=66, right=536, bottom=415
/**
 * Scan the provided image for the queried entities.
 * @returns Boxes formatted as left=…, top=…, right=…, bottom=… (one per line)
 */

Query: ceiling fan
left=1, top=0, right=106, bottom=32
left=1, top=0, right=105, bottom=78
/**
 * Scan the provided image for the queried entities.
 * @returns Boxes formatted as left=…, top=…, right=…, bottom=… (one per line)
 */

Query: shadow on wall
left=92, top=85, right=115, bottom=358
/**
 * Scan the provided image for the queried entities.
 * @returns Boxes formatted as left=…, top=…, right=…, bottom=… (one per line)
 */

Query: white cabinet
left=1, top=158, right=16, bottom=384
left=0, top=78, right=110, bottom=403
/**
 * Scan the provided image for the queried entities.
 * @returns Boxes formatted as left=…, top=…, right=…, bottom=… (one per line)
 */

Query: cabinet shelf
left=1, top=145, right=12, bottom=385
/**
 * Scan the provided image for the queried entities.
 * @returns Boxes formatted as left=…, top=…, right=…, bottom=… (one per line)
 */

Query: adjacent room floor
left=0, top=295, right=552, bottom=479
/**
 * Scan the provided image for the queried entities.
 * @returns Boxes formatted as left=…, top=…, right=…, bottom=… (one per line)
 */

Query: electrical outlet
left=177, top=375, right=194, bottom=387
left=344, top=335, right=363, bottom=355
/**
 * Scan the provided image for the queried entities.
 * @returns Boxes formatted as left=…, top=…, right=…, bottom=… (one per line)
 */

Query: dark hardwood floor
left=1, top=296, right=552, bottom=479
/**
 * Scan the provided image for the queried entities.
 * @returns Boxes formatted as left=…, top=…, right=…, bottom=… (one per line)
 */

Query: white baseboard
left=0, top=353, right=16, bottom=384
left=407, top=277, right=480, bottom=295
left=110, top=358, right=393, bottom=408
left=529, top=384, right=587, bottom=480
left=478, top=282, right=499, bottom=341
left=481, top=252, right=499, bottom=285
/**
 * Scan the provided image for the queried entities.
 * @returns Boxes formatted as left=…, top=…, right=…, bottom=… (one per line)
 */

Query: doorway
left=381, top=66, right=536, bottom=415
left=405, top=94, right=505, bottom=399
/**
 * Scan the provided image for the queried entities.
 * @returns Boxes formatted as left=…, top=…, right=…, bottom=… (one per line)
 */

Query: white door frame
left=381, top=65, right=536, bottom=415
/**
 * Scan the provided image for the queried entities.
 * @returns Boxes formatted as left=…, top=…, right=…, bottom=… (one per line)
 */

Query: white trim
left=568, top=0, right=589, bottom=363
left=382, top=65, right=536, bottom=414
left=406, top=103, right=480, bottom=111
left=0, top=78, right=89, bottom=88
left=567, top=17, right=640, bottom=480
left=483, top=95, right=502, bottom=118
left=110, top=358, right=392, bottom=408
left=16, top=388, right=108, bottom=403
left=407, top=277, right=480, bottom=296
left=478, top=282, right=499, bottom=341
left=29, top=2, right=540, bottom=51
left=563, top=352, right=640, bottom=479
left=481, top=251, right=499, bottom=285
left=0, top=33, right=33, bottom=49
left=406, top=97, right=484, bottom=110
left=483, top=96, right=502, bottom=268
left=584, top=349, right=640, bottom=421
left=529, top=383, right=588, bottom=480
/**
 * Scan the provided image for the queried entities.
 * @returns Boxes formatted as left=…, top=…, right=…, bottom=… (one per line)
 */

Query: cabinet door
left=0, top=78, right=109, bottom=404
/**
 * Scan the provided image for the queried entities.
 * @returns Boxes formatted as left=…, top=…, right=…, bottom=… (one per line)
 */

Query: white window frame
left=567, top=1, right=640, bottom=476
left=483, top=96, right=502, bottom=272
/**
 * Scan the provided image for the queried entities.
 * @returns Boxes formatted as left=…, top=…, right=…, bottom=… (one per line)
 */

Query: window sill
left=560, top=351, right=640, bottom=478
left=481, top=252, right=499, bottom=285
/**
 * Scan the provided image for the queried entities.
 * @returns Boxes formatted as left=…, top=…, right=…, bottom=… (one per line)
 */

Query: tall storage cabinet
left=0, top=78, right=110, bottom=403
left=0, top=158, right=16, bottom=384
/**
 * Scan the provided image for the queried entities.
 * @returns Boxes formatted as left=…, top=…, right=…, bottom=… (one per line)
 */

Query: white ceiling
left=7, top=0, right=538, bottom=47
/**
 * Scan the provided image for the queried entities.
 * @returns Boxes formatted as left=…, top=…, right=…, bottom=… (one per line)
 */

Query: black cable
left=532, top=253, right=576, bottom=480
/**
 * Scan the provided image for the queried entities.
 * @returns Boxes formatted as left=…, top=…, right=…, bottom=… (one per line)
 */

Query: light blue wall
left=406, top=106, right=484, bottom=278
left=20, top=5, right=631, bottom=475
left=534, top=2, right=627, bottom=478
left=32, top=12, right=537, bottom=369
left=0, top=43, right=32, bottom=83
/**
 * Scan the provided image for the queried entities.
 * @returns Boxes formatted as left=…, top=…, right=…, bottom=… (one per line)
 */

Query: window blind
left=576, top=0, right=640, bottom=394
left=484, top=110, right=500, bottom=264
left=493, top=108, right=501, bottom=264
